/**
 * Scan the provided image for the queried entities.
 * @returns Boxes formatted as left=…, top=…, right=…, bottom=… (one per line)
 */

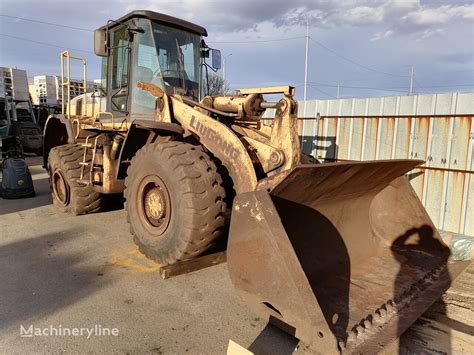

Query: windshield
left=130, top=19, right=201, bottom=118
left=152, top=23, right=201, bottom=97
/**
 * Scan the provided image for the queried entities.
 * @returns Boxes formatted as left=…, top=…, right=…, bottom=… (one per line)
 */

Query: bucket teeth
left=386, top=301, right=395, bottom=313
left=346, top=332, right=356, bottom=343
left=378, top=307, right=387, bottom=318
left=343, top=264, right=452, bottom=351
left=372, top=312, right=382, bottom=323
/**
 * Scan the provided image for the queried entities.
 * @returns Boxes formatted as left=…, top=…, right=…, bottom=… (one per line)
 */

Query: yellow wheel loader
left=43, top=11, right=470, bottom=354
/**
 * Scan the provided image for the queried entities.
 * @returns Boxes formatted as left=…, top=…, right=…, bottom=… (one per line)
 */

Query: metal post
left=303, top=21, right=309, bottom=118
left=67, top=52, right=71, bottom=117
left=301, top=21, right=309, bottom=148
left=409, top=66, right=414, bottom=95
left=82, top=58, right=87, bottom=117
left=60, top=52, right=65, bottom=115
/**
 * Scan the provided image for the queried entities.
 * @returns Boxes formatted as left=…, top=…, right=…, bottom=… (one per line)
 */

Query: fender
left=42, top=115, right=75, bottom=168
left=116, top=120, right=184, bottom=179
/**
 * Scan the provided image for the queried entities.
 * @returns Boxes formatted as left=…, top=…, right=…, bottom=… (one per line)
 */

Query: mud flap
left=227, top=160, right=471, bottom=354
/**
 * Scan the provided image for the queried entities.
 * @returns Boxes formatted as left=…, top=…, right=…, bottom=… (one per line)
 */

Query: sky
left=0, top=0, right=473, bottom=100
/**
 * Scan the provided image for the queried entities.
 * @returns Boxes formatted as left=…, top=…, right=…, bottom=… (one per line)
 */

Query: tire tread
left=124, top=141, right=226, bottom=265
left=48, top=144, right=103, bottom=215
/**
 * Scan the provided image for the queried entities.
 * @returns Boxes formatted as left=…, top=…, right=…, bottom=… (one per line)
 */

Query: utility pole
left=303, top=21, right=309, bottom=118
left=222, top=53, right=232, bottom=82
left=409, top=66, right=414, bottom=95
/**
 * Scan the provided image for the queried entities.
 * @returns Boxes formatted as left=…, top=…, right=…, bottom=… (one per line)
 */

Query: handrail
left=60, top=50, right=87, bottom=118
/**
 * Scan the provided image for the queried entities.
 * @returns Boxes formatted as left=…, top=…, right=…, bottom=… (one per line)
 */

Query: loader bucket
left=227, top=160, right=470, bottom=354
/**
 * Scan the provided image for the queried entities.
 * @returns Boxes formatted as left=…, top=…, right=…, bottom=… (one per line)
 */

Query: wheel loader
left=43, top=10, right=470, bottom=354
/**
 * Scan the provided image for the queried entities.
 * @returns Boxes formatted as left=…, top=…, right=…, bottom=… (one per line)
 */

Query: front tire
left=124, top=141, right=226, bottom=265
left=48, top=144, right=103, bottom=215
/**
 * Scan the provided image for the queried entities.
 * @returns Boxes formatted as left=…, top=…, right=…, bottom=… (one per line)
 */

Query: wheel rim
left=138, top=175, right=171, bottom=236
left=52, top=168, right=69, bottom=206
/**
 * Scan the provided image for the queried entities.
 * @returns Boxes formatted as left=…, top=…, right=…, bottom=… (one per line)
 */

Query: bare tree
left=204, top=74, right=230, bottom=96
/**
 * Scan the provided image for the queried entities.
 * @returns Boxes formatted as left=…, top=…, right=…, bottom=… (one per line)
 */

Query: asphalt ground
left=0, top=155, right=275, bottom=354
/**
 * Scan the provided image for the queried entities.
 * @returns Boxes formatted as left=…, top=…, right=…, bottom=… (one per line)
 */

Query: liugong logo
left=189, top=115, right=240, bottom=160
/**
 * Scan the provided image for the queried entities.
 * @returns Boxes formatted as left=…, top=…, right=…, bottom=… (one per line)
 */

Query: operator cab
left=94, top=10, right=221, bottom=120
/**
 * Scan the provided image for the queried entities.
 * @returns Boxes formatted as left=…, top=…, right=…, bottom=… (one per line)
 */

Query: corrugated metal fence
left=263, top=92, right=474, bottom=236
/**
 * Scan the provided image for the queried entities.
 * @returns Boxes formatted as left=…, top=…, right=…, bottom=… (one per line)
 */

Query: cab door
left=107, top=25, right=131, bottom=116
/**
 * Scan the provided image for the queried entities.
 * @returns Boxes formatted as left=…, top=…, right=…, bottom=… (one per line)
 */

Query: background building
left=29, top=75, right=100, bottom=106
left=0, top=67, right=30, bottom=101
left=30, top=75, right=58, bottom=105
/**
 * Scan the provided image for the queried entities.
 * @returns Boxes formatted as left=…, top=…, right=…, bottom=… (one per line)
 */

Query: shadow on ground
left=0, top=177, right=124, bottom=216
left=0, top=228, right=113, bottom=331
left=248, top=323, right=298, bottom=355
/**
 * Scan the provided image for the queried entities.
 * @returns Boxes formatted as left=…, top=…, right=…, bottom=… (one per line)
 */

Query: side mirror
left=211, top=49, right=221, bottom=70
left=94, top=30, right=109, bottom=57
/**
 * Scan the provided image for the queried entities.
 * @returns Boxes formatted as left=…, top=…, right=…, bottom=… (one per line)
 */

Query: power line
left=306, top=83, right=337, bottom=98
left=0, top=33, right=93, bottom=54
left=436, top=69, right=474, bottom=74
left=416, top=83, right=474, bottom=88
left=309, top=37, right=408, bottom=78
left=1, top=12, right=472, bottom=89
left=306, top=82, right=407, bottom=93
left=0, top=14, right=93, bottom=32
left=208, top=36, right=305, bottom=44
left=307, top=81, right=474, bottom=90
left=212, top=34, right=411, bottom=80
left=0, top=13, right=305, bottom=44
left=413, top=77, right=423, bottom=93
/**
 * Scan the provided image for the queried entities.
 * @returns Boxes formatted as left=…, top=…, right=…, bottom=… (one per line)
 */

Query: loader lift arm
left=138, top=81, right=301, bottom=193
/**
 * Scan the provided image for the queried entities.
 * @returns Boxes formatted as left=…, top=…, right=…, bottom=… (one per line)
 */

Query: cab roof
left=96, top=10, right=208, bottom=36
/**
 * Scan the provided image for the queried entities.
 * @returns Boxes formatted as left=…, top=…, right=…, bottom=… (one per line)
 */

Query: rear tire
left=124, top=141, right=226, bottom=265
left=48, top=144, right=103, bottom=215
